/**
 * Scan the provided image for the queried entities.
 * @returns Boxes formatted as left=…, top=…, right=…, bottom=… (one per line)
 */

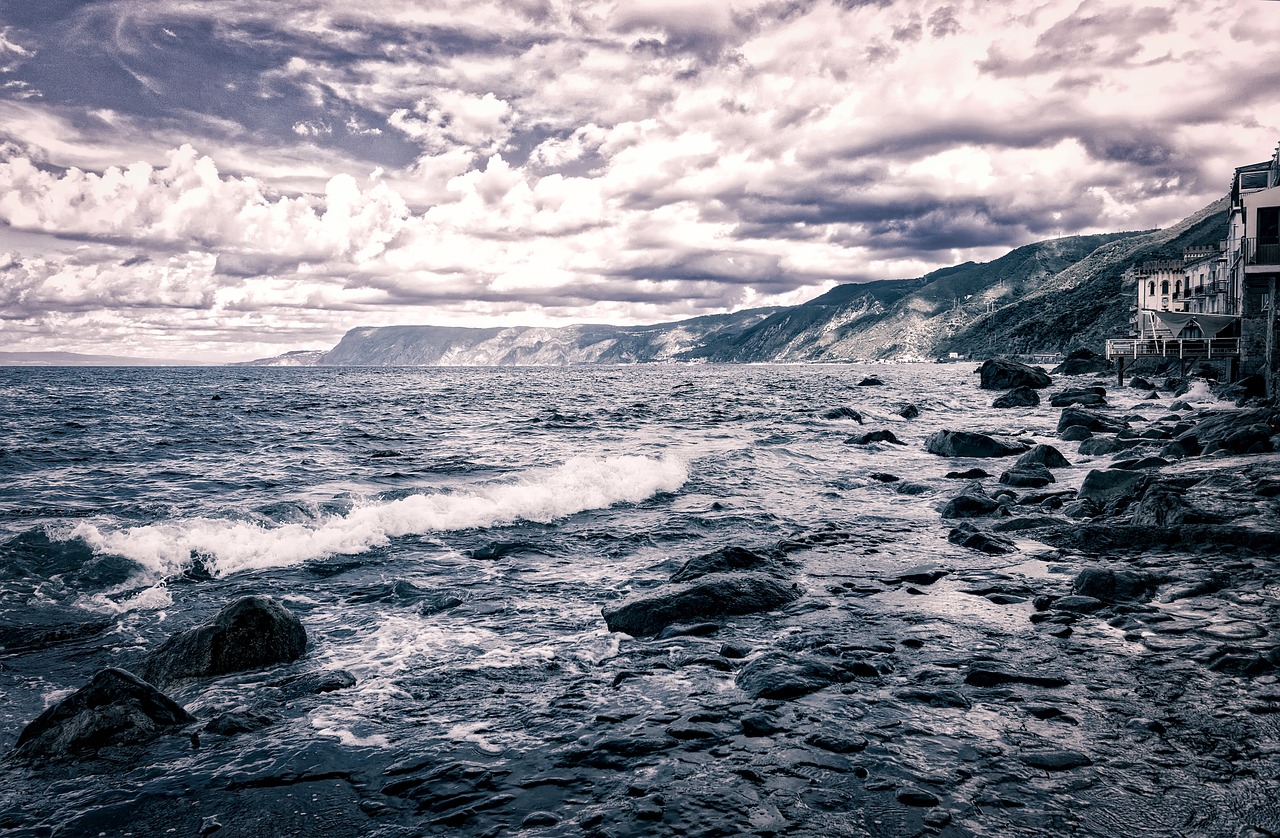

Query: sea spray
left=63, top=454, right=689, bottom=578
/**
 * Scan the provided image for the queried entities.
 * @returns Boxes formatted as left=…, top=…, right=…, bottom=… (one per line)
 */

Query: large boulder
left=671, top=546, right=776, bottom=583
left=1049, top=387, right=1108, bottom=408
left=1073, top=567, right=1157, bottom=602
left=1077, top=469, right=1145, bottom=508
left=139, top=596, right=307, bottom=687
left=1057, top=408, right=1128, bottom=434
left=12, top=668, right=193, bottom=761
left=1015, top=444, right=1071, bottom=470
left=602, top=573, right=801, bottom=638
left=999, top=466, right=1054, bottom=488
left=941, top=494, right=1002, bottom=518
left=1052, top=348, right=1110, bottom=376
left=926, top=430, right=1031, bottom=458
left=978, top=359, right=1051, bottom=390
left=992, top=386, right=1040, bottom=408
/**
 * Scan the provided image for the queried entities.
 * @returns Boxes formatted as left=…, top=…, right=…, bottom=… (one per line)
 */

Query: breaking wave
left=62, top=455, right=687, bottom=578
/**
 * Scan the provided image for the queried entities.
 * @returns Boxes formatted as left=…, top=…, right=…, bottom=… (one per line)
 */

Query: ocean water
left=1, top=363, right=1254, bottom=837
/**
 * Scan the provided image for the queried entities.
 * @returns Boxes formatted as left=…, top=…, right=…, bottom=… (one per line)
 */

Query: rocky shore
left=3, top=359, right=1279, bottom=837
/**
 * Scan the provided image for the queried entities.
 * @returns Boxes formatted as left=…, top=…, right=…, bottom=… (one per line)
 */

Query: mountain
left=0, top=351, right=205, bottom=366
left=239, top=197, right=1230, bottom=366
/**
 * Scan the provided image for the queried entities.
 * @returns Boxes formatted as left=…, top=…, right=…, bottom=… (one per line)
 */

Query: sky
left=0, top=0, right=1278, bottom=362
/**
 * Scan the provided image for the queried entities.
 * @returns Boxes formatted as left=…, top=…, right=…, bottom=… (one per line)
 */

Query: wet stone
left=1020, top=750, right=1093, bottom=771
left=896, top=788, right=940, bottom=807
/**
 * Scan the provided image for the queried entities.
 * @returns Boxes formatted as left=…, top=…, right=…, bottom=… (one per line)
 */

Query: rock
left=926, top=430, right=1031, bottom=458
left=868, top=472, right=900, bottom=483
left=978, top=359, right=1052, bottom=390
left=941, top=494, right=1002, bottom=519
left=1059, top=425, right=1092, bottom=441
left=1020, top=750, right=1092, bottom=771
left=1111, top=456, right=1170, bottom=471
left=1015, top=444, right=1070, bottom=470
left=948, top=524, right=1016, bottom=554
left=741, top=712, right=786, bottom=736
left=945, top=468, right=990, bottom=479
left=993, top=386, right=1040, bottom=408
left=671, top=546, right=776, bottom=583
left=822, top=407, right=863, bottom=421
left=1052, top=349, right=1110, bottom=375
left=897, top=404, right=921, bottom=419
left=1129, top=376, right=1156, bottom=390
left=1129, top=488, right=1190, bottom=527
left=999, top=466, right=1054, bottom=488
left=139, top=596, right=308, bottom=688
left=1161, top=437, right=1202, bottom=459
left=896, top=789, right=941, bottom=807
left=965, top=662, right=1068, bottom=688
left=1057, top=408, right=1127, bottom=434
left=805, top=732, right=868, bottom=753
left=276, top=669, right=357, bottom=698
left=522, top=812, right=560, bottom=828
left=1145, top=391, right=1161, bottom=400
left=1077, top=436, right=1143, bottom=456
left=1050, top=387, right=1108, bottom=408
left=894, top=688, right=971, bottom=708
left=12, top=668, right=194, bottom=760
left=1073, top=567, right=1156, bottom=602
left=720, top=642, right=751, bottom=659
left=602, top=573, right=801, bottom=638
left=205, top=710, right=276, bottom=736
left=1051, top=595, right=1104, bottom=613
left=736, top=652, right=853, bottom=700
left=1077, top=469, right=1145, bottom=507
left=656, top=621, right=721, bottom=640
left=857, top=376, right=884, bottom=386
left=846, top=429, right=904, bottom=445
left=885, top=565, right=948, bottom=585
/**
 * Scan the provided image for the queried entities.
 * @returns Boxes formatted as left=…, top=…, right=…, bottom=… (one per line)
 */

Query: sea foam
left=64, top=454, right=687, bottom=578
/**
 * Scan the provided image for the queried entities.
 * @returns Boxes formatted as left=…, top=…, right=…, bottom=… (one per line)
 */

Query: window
left=1148, top=281, right=1155, bottom=295
left=1174, top=280, right=1181, bottom=299
left=1161, top=280, right=1169, bottom=294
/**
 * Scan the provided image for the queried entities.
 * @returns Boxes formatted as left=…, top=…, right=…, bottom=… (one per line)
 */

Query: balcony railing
left=1105, top=337, right=1240, bottom=360
left=1244, top=237, right=1280, bottom=267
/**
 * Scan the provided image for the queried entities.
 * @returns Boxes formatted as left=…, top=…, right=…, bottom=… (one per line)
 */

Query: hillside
left=238, top=198, right=1230, bottom=366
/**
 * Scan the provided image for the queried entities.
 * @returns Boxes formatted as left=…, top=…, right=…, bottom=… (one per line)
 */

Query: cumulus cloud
left=1, top=0, right=1279, bottom=359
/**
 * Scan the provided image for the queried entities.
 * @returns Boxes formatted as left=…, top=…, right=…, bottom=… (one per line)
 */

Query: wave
left=62, top=455, right=687, bottom=578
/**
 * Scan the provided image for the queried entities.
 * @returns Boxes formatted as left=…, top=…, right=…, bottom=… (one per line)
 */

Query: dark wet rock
left=948, top=524, right=1017, bottom=554
left=868, top=472, right=900, bottom=482
left=1074, top=567, right=1156, bottom=602
left=857, top=376, right=884, bottom=386
left=897, top=403, right=921, bottom=419
left=805, top=732, right=868, bottom=753
left=276, top=669, right=357, bottom=698
left=1145, top=391, right=1162, bottom=400
left=1015, top=444, right=1071, bottom=470
left=897, top=788, right=941, bottom=807
left=557, top=734, right=677, bottom=769
left=1057, top=408, right=1127, bottom=434
left=1129, top=488, right=1193, bottom=527
left=736, top=652, right=855, bottom=700
left=1169, top=400, right=1191, bottom=410
left=965, top=662, right=1068, bottom=688
left=945, top=468, right=990, bottom=479
left=999, top=466, right=1054, bottom=488
left=602, top=573, right=801, bottom=638
left=1161, top=437, right=1202, bottom=459
left=1077, top=469, right=1145, bottom=507
left=419, top=592, right=464, bottom=615
left=139, top=596, right=307, bottom=688
left=1060, top=425, right=1093, bottom=441
left=1078, top=436, right=1144, bottom=456
left=992, top=515, right=1059, bottom=532
left=1112, top=456, right=1170, bottom=471
left=720, top=642, right=751, bottom=659
left=892, top=481, right=931, bottom=495
left=926, top=430, right=1031, bottom=458
left=741, top=712, right=786, bottom=736
left=1020, top=750, right=1092, bottom=771
left=0, top=605, right=115, bottom=654
left=671, top=545, right=778, bottom=583
left=656, top=621, right=721, bottom=640
left=1051, top=595, right=1104, bottom=613
left=205, top=710, right=277, bottom=736
left=822, top=407, right=863, bottom=422
left=1050, top=387, right=1108, bottom=408
left=978, top=359, right=1051, bottom=390
left=883, top=564, right=948, bottom=585
left=846, top=429, right=904, bottom=445
left=522, top=811, right=560, bottom=828
left=12, top=668, right=193, bottom=760
left=993, top=386, right=1040, bottom=408
left=468, top=541, right=548, bottom=561
left=941, top=494, right=1002, bottom=519
left=1129, top=376, right=1156, bottom=390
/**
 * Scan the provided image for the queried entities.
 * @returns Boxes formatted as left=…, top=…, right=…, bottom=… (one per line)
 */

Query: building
left=1108, top=142, right=1280, bottom=395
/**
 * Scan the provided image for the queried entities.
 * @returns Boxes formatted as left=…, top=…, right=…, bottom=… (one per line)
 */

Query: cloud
left=1, top=0, right=1279, bottom=358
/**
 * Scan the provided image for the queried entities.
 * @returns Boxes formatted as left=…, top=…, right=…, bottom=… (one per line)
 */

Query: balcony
left=1106, top=337, right=1240, bottom=361
left=1244, top=237, right=1280, bottom=267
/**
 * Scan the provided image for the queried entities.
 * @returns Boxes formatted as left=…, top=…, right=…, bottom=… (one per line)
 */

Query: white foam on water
left=60, top=454, right=688, bottom=578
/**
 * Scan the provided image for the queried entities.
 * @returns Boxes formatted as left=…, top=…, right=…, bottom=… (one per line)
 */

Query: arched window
left=1174, top=280, right=1181, bottom=299
left=1149, top=281, right=1156, bottom=295
left=1161, top=280, right=1170, bottom=294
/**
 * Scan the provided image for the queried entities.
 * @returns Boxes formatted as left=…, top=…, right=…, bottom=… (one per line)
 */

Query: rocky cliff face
left=239, top=199, right=1230, bottom=366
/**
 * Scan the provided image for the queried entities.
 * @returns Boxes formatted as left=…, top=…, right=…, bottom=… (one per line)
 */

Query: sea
left=0, top=362, right=1249, bottom=837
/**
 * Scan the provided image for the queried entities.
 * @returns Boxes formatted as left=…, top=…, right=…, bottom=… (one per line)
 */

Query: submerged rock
left=948, top=524, right=1017, bottom=554
left=671, top=545, right=777, bottom=583
left=846, top=429, right=904, bottom=445
left=897, top=403, right=921, bottom=419
left=978, top=359, right=1051, bottom=390
left=926, top=430, right=1031, bottom=458
left=139, top=596, right=308, bottom=687
left=13, top=668, right=193, bottom=760
left=992, top=386, right=1040, bottom=408
left=1073, top=567, right=1156, bottom=602
left=822, top=407, right=863, bottom=422
left=736, top=652, right=854, bottom=700
left=602, top=573, right=801, bottom=638
left=856, top=376, right=884, bottom=386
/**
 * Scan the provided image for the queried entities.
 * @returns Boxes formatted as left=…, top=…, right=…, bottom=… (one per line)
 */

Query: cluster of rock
left=10, top=596, right=352, bottom=762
